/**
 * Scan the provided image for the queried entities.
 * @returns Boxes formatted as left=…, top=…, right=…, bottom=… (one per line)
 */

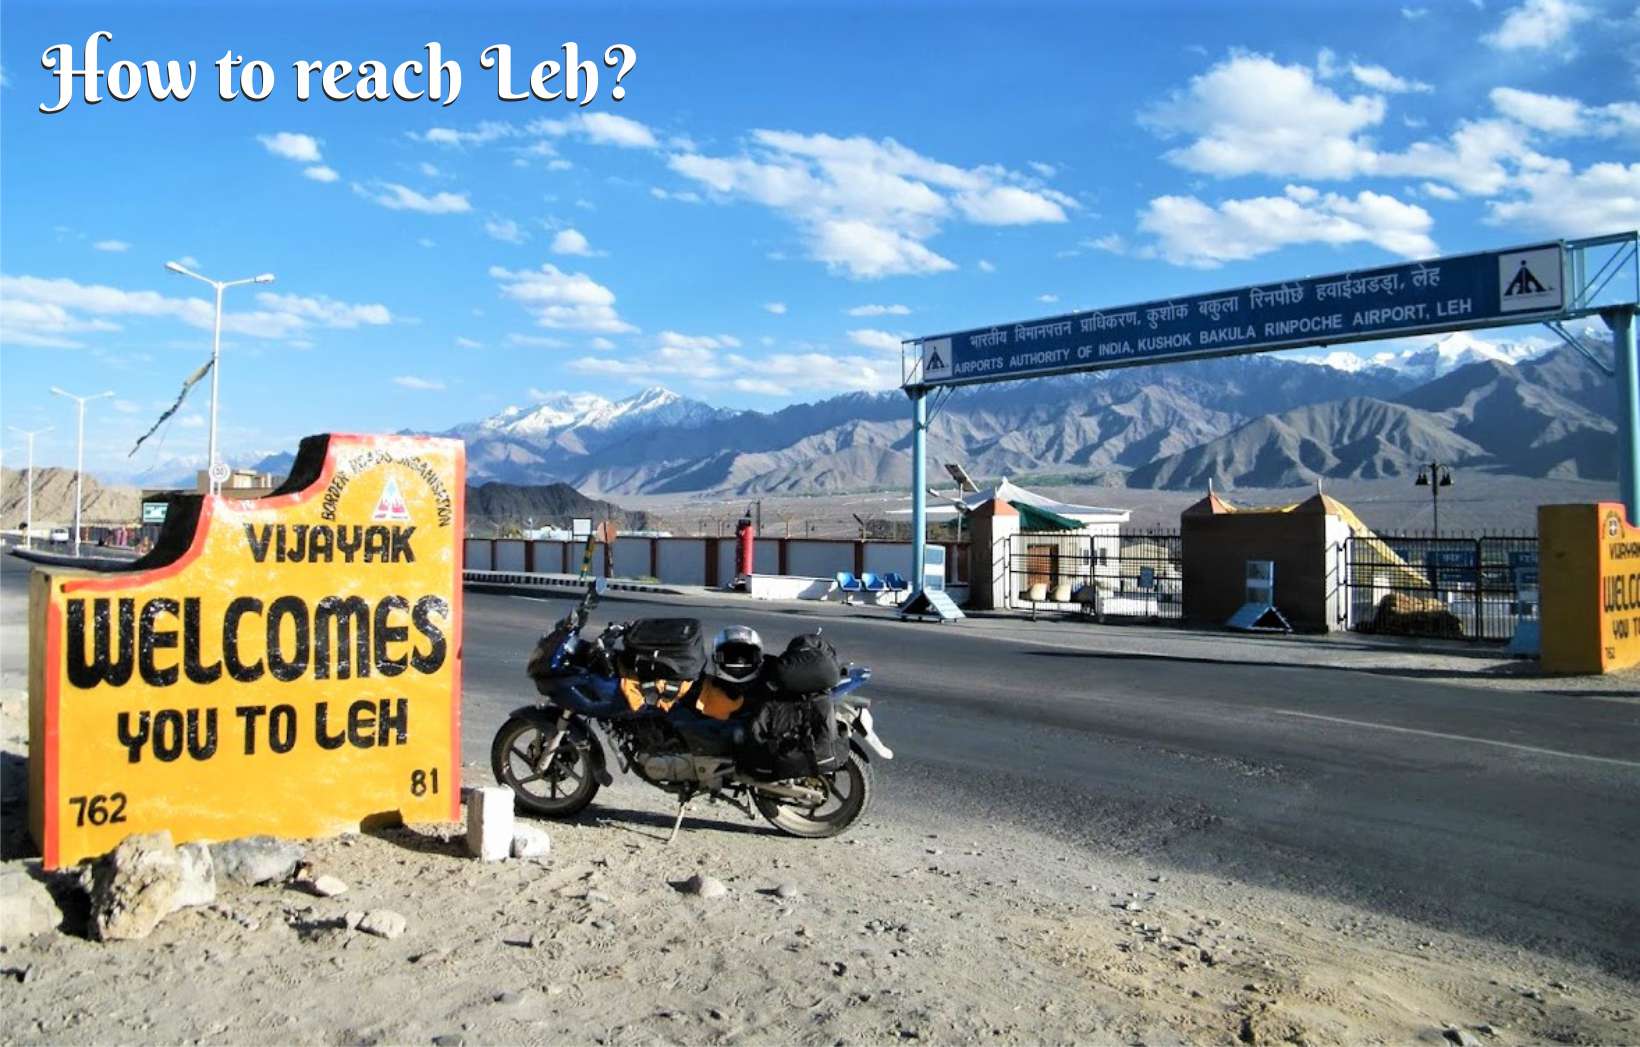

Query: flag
left=129, top=356, right=213, bottom=457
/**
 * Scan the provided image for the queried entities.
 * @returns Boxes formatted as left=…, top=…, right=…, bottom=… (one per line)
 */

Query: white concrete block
left=465, top=785, right=515, bottom=861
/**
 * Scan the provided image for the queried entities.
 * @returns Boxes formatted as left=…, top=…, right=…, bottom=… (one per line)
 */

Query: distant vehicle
left=49, top=528, right=70, bottom=543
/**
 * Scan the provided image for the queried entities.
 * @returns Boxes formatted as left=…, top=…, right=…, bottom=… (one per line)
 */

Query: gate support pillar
left=910, top=387, right=928, bottom=591
left=1607, top=305, right=1640, bottom=524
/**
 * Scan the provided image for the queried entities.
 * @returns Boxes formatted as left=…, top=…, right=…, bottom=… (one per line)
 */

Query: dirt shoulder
left=3, top=747, right=1636, bottom=1045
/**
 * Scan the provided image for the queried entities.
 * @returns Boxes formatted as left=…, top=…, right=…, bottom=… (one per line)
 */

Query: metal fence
left=1008, top=530, right=1183, bottom=620
left=1337, top=533, right=1538, bottom=642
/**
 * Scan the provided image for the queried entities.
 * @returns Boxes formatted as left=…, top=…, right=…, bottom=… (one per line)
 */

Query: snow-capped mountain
left=1297, top=333, right=1549, bottom=382
left=467, top=387, right=738, bottom=443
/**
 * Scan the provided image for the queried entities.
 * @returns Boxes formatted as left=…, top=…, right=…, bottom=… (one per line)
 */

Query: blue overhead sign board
left=909, top=242, right=1567, bottom=388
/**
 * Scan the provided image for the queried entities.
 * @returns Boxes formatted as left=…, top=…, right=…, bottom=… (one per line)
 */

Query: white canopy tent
left=892, top=477, right=1131, bottom=526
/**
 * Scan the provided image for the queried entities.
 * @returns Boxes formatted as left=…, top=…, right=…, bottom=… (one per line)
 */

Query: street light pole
left=50, top=388, right=113, bottom=557
left=164, top=261, right=275, bottom=491
left=8, top=426, right=51, bottom=550
left=1414, top=461, right=1453, bottom=540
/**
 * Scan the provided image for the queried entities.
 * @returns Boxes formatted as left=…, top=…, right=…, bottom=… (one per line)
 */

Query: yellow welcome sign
left=1540, top=501, right=1640, bottom=675
left=29, top=434, right=465, bottom=868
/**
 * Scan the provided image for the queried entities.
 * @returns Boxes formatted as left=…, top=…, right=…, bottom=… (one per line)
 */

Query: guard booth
left=897, top=233, right=1638, bottom=658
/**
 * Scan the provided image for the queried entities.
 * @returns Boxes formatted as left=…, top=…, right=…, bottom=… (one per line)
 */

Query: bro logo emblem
left=373, top=477, right=411, bottom=522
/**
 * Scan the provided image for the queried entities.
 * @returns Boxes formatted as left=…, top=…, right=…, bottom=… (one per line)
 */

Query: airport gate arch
left=900, top=232, right=1640, bottom=596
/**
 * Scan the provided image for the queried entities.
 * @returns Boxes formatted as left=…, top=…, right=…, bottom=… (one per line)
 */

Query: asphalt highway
left=461, top=584, right=1640, bottom=978
left=6, top=553, right=1637, bottom=978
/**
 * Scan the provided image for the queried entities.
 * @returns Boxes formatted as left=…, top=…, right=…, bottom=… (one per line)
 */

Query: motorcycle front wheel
left=490, top=715, right=601, bottom=818
left=753, top=747, right=874, bottom=839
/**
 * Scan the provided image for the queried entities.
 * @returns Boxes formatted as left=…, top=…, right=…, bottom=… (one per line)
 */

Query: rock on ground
left=210, top=836, right=303, bottom=886
left=0, top=864, right=62, bottom=944
left=510, top=825, right=551, bottom=860
left=306, top=874, right=348, bottom=897
left=87, top=831, right=182, bottom=941
left=357, top=909, right=407, bottom=940
left=168, top=843, right=216, bottom=912
left=679, top=874, right=728, bottom=899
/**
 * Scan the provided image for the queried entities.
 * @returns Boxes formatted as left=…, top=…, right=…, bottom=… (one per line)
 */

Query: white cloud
left=258, top=132, right=323, bottom=163
left=550, top=228, right=594, bottom=256
left=763, top=302, right=788, bottom=315
left=531, top=112, right=659, bottom=149
left=658, top=330, right=740, bottom=351
left=455, top=336, right=482, bottom=349
left=589, top=336, right=616, bottom=350
left=1491, top=86, right=1640, bottom=136
left=847, top=328, right=905, bottom=352
left=1028, top=161, right=1057, bottom=178
left=1144, top=53, right=1566, bottom=199
left=651, top=186, right=704, bottom=204
left=1483, top=0, right=1591, bottom=51
left=1487, top=160, right=1640, bottom=236
left=112, top=399, right=140, bottom=414
left=732, top=378, right=791, bottom=396
left=1137, top=185, right=1437, bottom=268
left=976, top=259, right=996, bottom=273
left=505, top=333, right=570, bottom=348
left=1037, top=293, right=1060, bottom=303
left=355, top=182, right=472, bottom=214
left=176, top=256, right=201, bottom=269
left=667, top=129, right=1069, bottom=279
left=1421, top=181, right=1461, bottom=200
left=490, top=264, right=637, bottom=334
left=418, top=161, right=441, bottom=177
left=813, top=220, right=955, bottom=279
left=0, top=274, right=390, bottom=348
left=302, top=165, right=339, bottom=183
left=393, top=375, right=446, bottom=391
left=410, top=122, right=516, bottom=148
left=1348, top=63, right=1432, bottom=93
left=1402, top=6, right=1429, bottom=18
left=252, top=292, right=392, bottom=329
left=92, top=240, right=130, bottom=253
left=484, top=216, right=528, bottom=244
left=1085, top=233, right=1127, bottom=255
left=178, top=413, right=205, bottom=429
left=417, top=238, right=436, bottom=249
left=1143, top=52, right=1385, bottom=179
left=847, top=303, right=910, bottom=316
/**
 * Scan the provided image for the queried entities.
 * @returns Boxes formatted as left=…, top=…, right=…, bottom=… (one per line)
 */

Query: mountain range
left=238, top=332, right=1619, bottom=496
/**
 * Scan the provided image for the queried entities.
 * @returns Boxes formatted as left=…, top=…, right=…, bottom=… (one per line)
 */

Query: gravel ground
left=2, top=686, right=1636, bottom=1046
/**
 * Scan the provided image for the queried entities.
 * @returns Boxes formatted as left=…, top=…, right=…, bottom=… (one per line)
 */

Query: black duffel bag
left=618, top=618, right=707, bottom=682
left=740, top=694, right=847, bottom=778
left=771, top=633, right=842, bottom=696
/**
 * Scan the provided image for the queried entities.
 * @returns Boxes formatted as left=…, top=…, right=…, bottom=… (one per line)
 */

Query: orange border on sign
left=39, top=434, right=466, bottom=863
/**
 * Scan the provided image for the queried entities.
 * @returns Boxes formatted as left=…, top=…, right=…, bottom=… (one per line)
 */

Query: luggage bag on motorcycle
left=738, top=694, right=848, bottom=779
left=771, top=633, right=843, bottom=696
left=618, top=618, right=707, bottom=682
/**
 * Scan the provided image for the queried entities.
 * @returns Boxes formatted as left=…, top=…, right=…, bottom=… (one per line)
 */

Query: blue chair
left=884, top=572, right=910, bottom=593
left=861, top=572, right=889, bottom=593
left=834, top=571, right=864, bottom=604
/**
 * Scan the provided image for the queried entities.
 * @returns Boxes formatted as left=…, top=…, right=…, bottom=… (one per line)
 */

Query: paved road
left=7, top=553, right=1638, bottom=977
left=462, top=584, right=1640, bottom=978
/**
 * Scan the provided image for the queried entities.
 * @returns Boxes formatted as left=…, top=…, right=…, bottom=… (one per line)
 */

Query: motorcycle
left=490, top=579, right=893, bottom=839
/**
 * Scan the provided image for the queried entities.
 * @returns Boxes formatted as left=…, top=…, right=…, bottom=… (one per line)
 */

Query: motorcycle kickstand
left=665, top=792, right=696, bottom=846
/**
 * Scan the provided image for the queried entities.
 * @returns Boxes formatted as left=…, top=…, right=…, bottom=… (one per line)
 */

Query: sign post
left=28, top=433, right=465, bottom=868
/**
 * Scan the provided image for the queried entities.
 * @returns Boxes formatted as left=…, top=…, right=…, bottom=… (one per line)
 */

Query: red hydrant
left=735, top=514, right=755, bottom=579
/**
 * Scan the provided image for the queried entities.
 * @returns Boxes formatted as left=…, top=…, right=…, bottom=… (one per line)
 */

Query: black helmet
left=712, top=625, right=763, bottom=682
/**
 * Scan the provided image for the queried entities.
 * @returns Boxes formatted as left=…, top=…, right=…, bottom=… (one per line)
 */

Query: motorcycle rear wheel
left=491, top=715, right=601, bottom=818
left=753, top=747, right=873, bottom=839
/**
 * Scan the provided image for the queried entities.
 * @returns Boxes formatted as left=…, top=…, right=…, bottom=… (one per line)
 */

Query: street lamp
left=164, top=261, right=275, bottom=491
left=50, top=388, right=113, bottom=558
left=1414, top=462, right=1454, bottom=539
left=8, top=426, right=51, bottom=550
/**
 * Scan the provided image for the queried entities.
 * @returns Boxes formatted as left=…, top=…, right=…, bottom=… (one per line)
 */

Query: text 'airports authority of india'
left=912, top=242, right=1566, bottom=387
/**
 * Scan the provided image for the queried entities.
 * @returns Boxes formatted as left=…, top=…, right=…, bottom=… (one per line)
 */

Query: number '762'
left=67, top=793, right=128, bottom=827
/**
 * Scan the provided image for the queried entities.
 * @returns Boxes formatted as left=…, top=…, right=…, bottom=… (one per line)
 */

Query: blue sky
left=2, top=0, right=1637, bottom=481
